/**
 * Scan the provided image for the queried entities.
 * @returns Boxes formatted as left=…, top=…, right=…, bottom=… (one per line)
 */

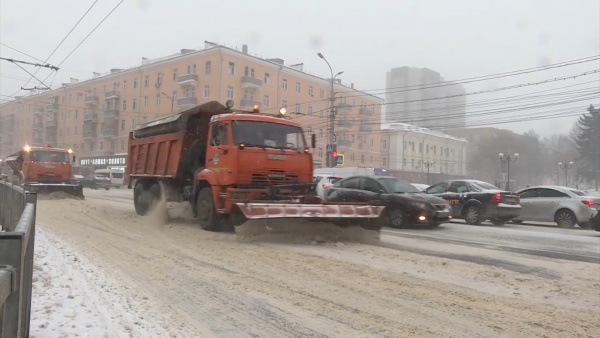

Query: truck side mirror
left=311, top=133, right=316, bottom=149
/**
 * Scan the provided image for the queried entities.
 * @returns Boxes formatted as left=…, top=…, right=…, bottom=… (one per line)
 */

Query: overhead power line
left=0, top=57, right=59, bottom=70
left=0, top=43, right=46, bottom=63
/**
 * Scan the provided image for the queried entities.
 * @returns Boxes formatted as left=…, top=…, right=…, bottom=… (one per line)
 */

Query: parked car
left=323, top=175, right=452, bottom=228
left=512, top=185, right=600, bottom=229
left=423, top=179, right=521, bottom=225
left=81, top=175, right=111, bottom=190
left=410, top=183, right=429, bottom=192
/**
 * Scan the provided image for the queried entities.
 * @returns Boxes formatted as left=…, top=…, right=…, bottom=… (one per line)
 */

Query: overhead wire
left=0, top=43, right=46, bottom=63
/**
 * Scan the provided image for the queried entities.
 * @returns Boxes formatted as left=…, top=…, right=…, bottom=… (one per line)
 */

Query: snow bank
left=30, top=228, right=168, bottom=338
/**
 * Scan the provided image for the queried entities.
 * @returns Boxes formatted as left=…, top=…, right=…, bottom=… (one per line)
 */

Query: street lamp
left=161, top=91, right=174, bottom=113
left=558, top=161, right=573, bottom=187
left=499, top=152, right=518, bottom=191
left=317, top=52, right=343, bottom=168
left=423, top=161, right=434, bottom=185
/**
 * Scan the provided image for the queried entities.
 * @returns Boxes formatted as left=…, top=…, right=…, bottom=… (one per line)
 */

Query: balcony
left=338, top=139, right=352, bottom=147
left=102, top=128, right=118, bottom=137
left=46, top=102, right=59, bottom=111
left=240, top=99, right=260, bottom=110
left=360, top=107, right=374, bottom=116
left=103, top=109, right=119, bottom=119
left=359, top=125, right=372, bottom=132
left=33, top=107, right=45, bottom=116
left=337, top=119, right=353, bottom=129
left=337, top=102, right=353, bottom=112
left=104, top=91, right=119, bottom=99
left=241, top=76, right=263, bottom=89
left=83, top=130, right=97, bottom=140
left=45, top=119, right=57, bottom=128
left=178, top=73, right=198, bottom=86
left=33, top=122, right=44, bottom=131
left=85, top=95, right=99, bottom=105
left=177, top=96, right=197, bottom=107
left=84, top=109, right=98, bottom=122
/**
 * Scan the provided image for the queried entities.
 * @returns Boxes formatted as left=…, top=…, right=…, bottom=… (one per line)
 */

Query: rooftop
left=382, top=122, right=467, bottom=142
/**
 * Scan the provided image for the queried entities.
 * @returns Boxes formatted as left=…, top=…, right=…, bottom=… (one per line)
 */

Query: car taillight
left=517, top=194, right=521, bottom=203
left=581, top=200, right=595, bottom=208
left=491, top=192, right=502, bottom=204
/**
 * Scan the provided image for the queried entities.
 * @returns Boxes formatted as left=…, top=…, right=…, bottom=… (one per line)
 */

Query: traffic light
left=332, top=151, right=338, bottom=158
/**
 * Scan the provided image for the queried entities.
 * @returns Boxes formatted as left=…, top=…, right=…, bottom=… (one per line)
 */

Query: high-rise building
left=0, top=43, right=383, bottom=169
left=385, top=67, right=466, bottom=129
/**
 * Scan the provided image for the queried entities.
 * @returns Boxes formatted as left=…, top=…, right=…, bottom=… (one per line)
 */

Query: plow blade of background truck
left=233, top=203, right=385, bottom=224
left=24, top=183, right=85, bottom=199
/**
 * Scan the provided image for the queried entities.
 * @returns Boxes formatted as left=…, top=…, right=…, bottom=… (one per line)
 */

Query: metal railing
left=0, top=180, right=37, bottom=338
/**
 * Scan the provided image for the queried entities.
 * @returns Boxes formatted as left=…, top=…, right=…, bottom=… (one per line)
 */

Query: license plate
left=504, top=197, right=517, bottom=203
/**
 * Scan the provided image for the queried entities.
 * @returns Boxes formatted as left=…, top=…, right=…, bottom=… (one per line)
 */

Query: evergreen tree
left=574, top=104, right=600, bottom=188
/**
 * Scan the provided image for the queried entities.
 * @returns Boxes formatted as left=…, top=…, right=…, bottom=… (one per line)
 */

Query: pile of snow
left=30, top=228, right=171, bottom=338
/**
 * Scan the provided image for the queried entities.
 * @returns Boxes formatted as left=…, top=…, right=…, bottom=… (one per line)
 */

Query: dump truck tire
left=134, top=183, right=149, bottom=216
left=196, top=187, right=221, bottom=232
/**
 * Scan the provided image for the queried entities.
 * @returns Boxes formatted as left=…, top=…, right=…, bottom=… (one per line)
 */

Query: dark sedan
left=323, top=175, right=452, bottom=228
left=423, top=179, right=521, bottom=225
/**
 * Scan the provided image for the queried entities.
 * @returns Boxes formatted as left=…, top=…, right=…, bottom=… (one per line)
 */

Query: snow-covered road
left=28, top=189, right=600, bottom=337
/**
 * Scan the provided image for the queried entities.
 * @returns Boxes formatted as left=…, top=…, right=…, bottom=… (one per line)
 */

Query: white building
left=385, top=67, right=466, bottom=129
left=381, top=123, right=468, bottom=177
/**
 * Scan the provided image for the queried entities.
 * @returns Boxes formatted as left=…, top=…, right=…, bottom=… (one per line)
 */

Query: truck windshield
left=30, top=150, right=69, bottom=163
left=231, top=121, right=306, bottom=150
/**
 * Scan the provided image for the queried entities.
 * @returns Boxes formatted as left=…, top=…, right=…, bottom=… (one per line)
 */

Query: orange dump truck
left=2, top=144, right=84, bottom=198
left=127, top=100, right=384, bottom=232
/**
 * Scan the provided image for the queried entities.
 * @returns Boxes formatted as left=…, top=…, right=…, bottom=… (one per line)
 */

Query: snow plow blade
left=232, top=202, right=386, bottom=230
left=23, top=183, right=85, bottom=199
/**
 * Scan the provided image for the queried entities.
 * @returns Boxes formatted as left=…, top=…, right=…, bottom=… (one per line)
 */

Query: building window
left=122, top=100, right=127, bottom=111
left=319, top=129, right=323, bottom=138
left=263, top=95, right=270, bottom=107
left=132, top=99, right=137, bottom=110
left=370, top=155, right=373, bottom=164
left=351, top=153, right=355, bottom=161
left=281, top=100, right=287, bottom=108
left=383, top=158, right=387, bottom=166
left=308, top=106, right=313, bottom=116
left=320, top=89, right=325, bottom=98
left=361, top=154, right=365, bottom=164
left=282, top=79, right=288, bottom=90
left=123, top=80, right=127, bottom=91
left=228, top=62, right=235, bottom=74
left=295, top=82, right=301, bottom=93
left=320, top=110, right=324, bottom=118
left=156, top=72, right=163, bottom=85
left=295, top=104, right=300, bottom=114
left=144, top=75, right=149, bottom=87
left=121, top=120, right=125, bottom=130
left=264, top=73, right=270, bottom=84
left=173, top=68, right=178, bottom=80
left=133, top=78, right=138, bottom=89
left=318, top=148, right=323, bottom=158
left=74, top=126, right=77, bottom=135
left=227, top=86, right=234, bottom=99
left=99, top=141, right=104, bottom=151
left=309, top=86, right=314, bottom=96
left=121, top=140, right=125, bottom=151
left=205, top=61, right=211, bottom=74
left=156, top=94, right=161, bottom=106
left=144, top=96, right=148, bottom=107
left=204, top=85, right=210, bottom=98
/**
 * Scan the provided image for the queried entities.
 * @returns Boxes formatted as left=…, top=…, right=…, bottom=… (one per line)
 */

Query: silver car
left=513, top=185, right=600, bottom=228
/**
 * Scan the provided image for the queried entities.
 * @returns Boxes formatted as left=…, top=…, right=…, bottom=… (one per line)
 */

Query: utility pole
left=424, top=161, right=434, bottom=185
left=558, top=161, right=573, bottom=187
left=499, top=152, right=519, bottom=191
left=161, top=91, right=174, bottom=113
left=317, top=53, right=343, bottom=168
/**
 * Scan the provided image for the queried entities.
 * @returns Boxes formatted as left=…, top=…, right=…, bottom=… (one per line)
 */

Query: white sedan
left=512, top=185, right=600, bottom=228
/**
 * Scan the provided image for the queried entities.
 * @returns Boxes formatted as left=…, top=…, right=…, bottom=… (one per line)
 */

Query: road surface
left=33, top=187, right=600, bottom=337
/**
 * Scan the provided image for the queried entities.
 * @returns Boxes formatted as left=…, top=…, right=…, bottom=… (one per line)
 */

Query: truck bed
left=128, top=131, right=185, bottom=178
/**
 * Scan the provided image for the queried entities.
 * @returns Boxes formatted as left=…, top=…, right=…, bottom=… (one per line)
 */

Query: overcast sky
left=1, top=0, right=598, bottom=137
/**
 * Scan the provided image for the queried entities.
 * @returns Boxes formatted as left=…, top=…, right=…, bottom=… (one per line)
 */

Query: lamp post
left=161, top=91, right=174, bottom=113
left=558, top=161, right=573, bottom=187
left=317, top=52, right=343, bottom=168
left=423, top=161, right=434, bottom=185
left=499, top=152, right=518, bottom=191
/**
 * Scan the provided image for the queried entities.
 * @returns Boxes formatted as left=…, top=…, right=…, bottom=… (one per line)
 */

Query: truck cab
left=18, top=145, right=75, bottom=184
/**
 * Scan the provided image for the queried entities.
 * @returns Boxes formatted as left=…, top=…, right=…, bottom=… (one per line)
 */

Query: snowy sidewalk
left=30, top=227, right=168, bottom=338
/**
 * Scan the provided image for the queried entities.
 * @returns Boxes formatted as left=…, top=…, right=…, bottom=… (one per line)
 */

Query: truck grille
left=434, top=204, right=447, bottom=210
left=251, top=172, right=299, bottom=184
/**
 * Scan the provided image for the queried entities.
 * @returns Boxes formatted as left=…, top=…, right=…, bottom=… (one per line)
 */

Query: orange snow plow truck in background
left=127, top=100, right=385, bottom=232
left=1, top=145, right=84, bottom=198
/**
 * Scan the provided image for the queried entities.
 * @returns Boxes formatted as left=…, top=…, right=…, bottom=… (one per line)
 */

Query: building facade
left=385, top=66, right=466, bottom=129
left=0, top=43, right=383, bottom=169
left=380, top=123, right=468, bottom=183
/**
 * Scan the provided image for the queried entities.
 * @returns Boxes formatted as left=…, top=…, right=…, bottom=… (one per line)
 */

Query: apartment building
left=381, top=122, right=468, bottom=183
left=0, top=43, right=383, bottom=168
left=385, top=66, right=466, bottom=129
